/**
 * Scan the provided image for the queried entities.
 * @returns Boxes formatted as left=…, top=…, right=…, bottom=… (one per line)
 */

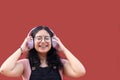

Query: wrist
left=60, top=46, right=67, bottom=52
left=19, top=47, right=23, bottom=55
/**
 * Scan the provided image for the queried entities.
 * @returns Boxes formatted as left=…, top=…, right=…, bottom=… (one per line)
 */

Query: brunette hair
left=26, top=25, right=63, bottom=70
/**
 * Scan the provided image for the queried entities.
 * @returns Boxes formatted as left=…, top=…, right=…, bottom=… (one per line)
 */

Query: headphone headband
left=27, top=26, right=55, bottom=37
left=27, top=27, right=37, bottom=37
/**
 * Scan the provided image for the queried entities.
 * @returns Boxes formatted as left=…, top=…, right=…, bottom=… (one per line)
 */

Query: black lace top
left=30, top=66, right=61, bottom=80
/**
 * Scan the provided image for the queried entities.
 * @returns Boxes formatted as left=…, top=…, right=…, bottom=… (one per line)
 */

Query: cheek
left=48, top=42, right=52, bottom=47
left=34, top=42, right=37, bottom=49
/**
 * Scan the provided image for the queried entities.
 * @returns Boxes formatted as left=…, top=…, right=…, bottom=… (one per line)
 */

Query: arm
left=0, top=48, right=24, bottom=77
left=54, top=36, right=86, bottom=78
left=0, top=37, right=30, bottom=77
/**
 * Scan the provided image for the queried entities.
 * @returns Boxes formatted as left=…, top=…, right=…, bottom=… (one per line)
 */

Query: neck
left=38, top=53, right=48, bottom=67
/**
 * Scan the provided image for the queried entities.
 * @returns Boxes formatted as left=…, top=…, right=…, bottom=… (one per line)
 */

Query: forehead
left=35, top=29, right=50, bottom=36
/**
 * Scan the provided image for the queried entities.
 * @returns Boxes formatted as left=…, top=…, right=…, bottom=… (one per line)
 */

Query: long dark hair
left=26, top=26, right=63, bottom=70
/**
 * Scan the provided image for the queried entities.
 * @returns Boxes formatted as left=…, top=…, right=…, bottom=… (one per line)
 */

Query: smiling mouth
left=39, top=45, right=48, bottom=48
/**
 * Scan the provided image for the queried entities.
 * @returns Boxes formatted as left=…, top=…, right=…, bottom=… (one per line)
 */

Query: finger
left=27, top=36, right=33, bottom=41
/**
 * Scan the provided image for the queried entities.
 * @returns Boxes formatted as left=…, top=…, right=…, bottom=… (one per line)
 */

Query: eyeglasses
left=34, top=36, right=51, bottom=42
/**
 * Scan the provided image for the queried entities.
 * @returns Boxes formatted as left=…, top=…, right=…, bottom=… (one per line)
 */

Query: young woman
left=0, top=26, right=86, bottom=80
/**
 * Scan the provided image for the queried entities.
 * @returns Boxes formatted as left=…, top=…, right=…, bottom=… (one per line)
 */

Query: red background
left=0, top=0, right=120, bottom=80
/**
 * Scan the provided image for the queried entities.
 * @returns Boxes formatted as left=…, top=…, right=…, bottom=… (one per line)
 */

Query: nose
left=41, top=38, right=45, bottom=42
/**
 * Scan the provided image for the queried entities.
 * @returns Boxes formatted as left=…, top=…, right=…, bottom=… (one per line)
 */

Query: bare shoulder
left=60, top=58, right=69, bottom=65
left=17, top=58, right=29, bottom=62
left=17, top=58, right=29, bottom=68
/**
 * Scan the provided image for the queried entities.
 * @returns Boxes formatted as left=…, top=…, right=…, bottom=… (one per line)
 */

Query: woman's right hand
left=20, top=36, right=33, bottom=53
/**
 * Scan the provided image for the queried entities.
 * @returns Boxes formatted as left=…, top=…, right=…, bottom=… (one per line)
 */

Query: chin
left=38, top=49, right=49, bottom=54
left=37, top=47, right=51, bottom=53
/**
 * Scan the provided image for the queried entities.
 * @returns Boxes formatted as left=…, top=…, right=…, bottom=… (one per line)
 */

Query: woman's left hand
left=52, top=36, right=66, bottom=52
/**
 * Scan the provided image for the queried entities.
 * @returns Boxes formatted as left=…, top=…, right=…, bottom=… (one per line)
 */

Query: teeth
left=39, top=45, right=47, bottom=48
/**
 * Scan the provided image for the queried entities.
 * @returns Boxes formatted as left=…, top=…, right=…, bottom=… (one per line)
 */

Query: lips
left=39, top=45, right=48, bottom=48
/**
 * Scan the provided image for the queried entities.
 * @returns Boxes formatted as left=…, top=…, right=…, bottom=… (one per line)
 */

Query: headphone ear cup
left=50, top=29, right=58, bottom=48
left=52, top=37, right=58, bottom=48
left=27, top=27, right=36, bottom=49
left=27, top=38, right=34, bottom=49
